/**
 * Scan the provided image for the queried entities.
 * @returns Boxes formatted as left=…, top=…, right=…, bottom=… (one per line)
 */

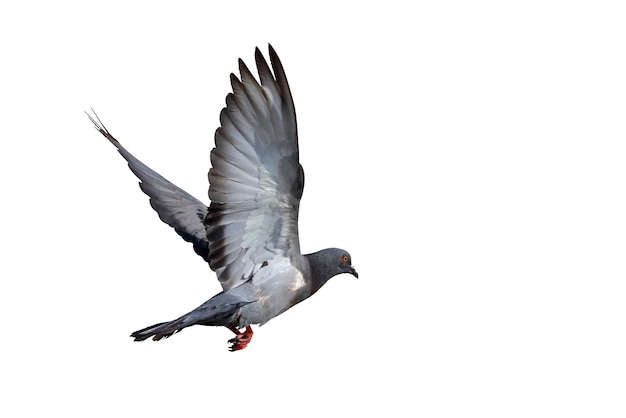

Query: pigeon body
left=88, top=45, right=357, bottom=351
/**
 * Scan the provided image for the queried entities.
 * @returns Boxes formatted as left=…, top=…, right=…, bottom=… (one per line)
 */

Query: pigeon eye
left=342, top=255, right=349, bottom=263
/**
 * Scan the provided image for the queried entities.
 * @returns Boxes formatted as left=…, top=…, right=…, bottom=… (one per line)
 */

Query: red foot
left=227, top=326, right=254, bottom=351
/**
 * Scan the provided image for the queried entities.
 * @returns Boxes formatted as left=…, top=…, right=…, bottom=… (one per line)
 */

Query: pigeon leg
left=227, top=326, right=254, bottom=351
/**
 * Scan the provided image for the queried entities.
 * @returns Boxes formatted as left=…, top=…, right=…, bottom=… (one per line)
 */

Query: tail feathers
left=130, top=291, right=256, bottom=342
left=131, top=320, right=185, bottom=341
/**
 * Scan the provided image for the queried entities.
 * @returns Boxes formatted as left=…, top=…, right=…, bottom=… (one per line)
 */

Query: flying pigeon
left=87, top=45, right=358, bottom=351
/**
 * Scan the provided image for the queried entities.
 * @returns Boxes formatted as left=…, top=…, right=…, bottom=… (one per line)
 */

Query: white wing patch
left=288, top=271, right=306, bottom=292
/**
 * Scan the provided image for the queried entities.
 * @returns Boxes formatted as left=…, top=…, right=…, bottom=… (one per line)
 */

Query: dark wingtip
left=238, top=57, right=247, bottom=73
left=229, top=72, right=242, bottom=91
left=85, top=108, right=108, bottom=134
left=85, top=108, right=123, bottom=148
left=238, top=57, right=256, bottom=83
left=254, top=46, right=264, bottom=65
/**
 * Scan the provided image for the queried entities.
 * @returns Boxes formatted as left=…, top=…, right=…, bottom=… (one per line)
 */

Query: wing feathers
left=89, top=46, right=304, bottom=292
left=206, top=46, right=304, bottom=290
left=87, top=111, right=210, bottom=262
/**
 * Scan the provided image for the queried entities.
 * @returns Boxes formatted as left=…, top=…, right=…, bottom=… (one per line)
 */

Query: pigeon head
left=305, top=248, right=358, bottom=291
left=336, top=249, right=359, bottom=279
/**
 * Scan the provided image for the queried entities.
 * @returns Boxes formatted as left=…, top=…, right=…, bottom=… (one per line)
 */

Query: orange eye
left=342, top=255, right=349, bottom=263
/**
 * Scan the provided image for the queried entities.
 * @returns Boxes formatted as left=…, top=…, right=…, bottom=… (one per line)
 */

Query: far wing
left=206, top=45, right=305, bottom=290
left=87, top=112, right=210, bottom=262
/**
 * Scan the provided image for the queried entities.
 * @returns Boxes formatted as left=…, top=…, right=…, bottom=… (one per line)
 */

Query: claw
left=227, top=326, right=254, bottom=351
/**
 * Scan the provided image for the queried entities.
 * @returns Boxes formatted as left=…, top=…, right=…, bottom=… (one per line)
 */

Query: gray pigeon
left=87, top=45, right=357, bottom=351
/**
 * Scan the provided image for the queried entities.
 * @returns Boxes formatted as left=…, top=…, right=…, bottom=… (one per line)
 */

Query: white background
left=2, top=1, right=625, bottom=416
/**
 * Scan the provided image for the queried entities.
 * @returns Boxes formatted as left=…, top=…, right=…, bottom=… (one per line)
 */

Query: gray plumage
left=88, top=45, right=357, bottom=351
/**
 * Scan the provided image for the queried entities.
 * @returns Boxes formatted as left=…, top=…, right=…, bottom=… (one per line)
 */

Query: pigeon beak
left=349, top=266, right=359, bottom=279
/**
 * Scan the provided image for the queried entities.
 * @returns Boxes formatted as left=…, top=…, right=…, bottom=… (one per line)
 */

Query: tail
left=130, top=290, right=256, bottom=342
left=131, top=320, right=185, bottom=341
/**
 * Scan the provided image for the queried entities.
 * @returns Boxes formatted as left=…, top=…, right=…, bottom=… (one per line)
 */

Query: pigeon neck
left=304, top=251, right=335, bottom=293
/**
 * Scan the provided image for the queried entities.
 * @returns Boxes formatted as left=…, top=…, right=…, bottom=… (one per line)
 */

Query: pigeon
left=87, top=45, right=358, bottom=351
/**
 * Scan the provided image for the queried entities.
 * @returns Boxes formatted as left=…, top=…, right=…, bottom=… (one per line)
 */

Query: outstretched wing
left=206, top=45, right=304, bottom=291
left=87, top=112, right=210, bottom=262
